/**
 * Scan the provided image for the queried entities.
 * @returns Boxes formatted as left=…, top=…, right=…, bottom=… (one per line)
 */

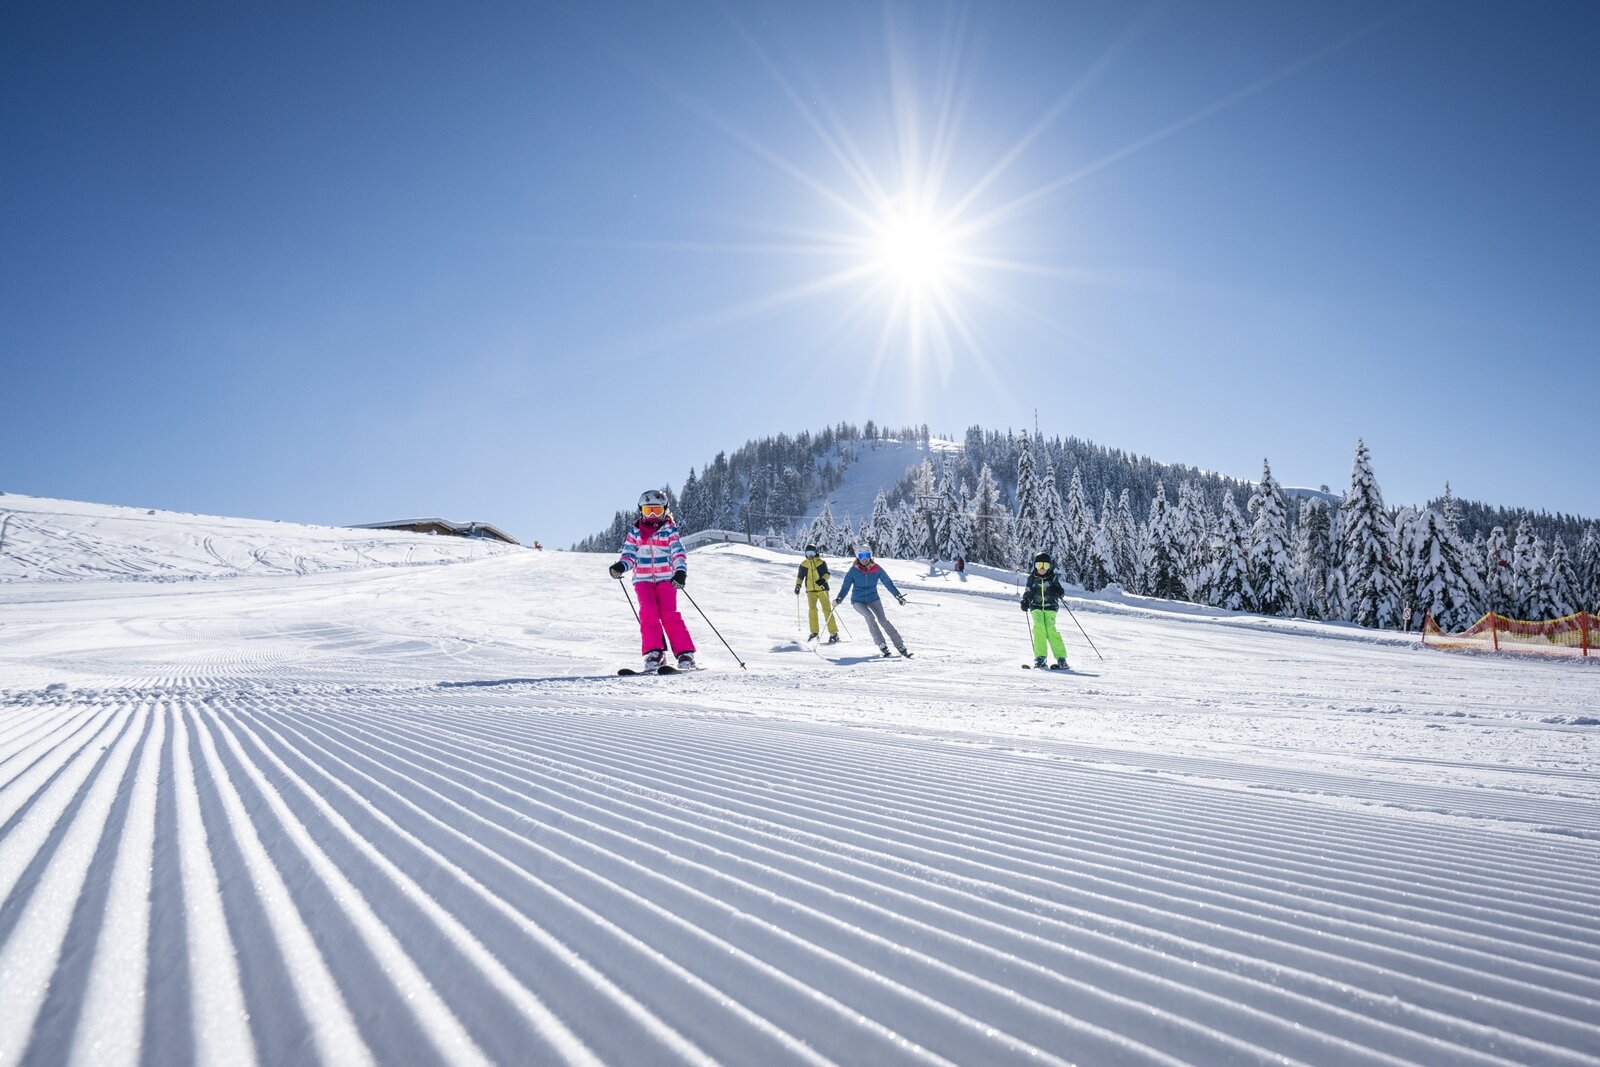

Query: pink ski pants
left=635, top=580, right=695, bottom=656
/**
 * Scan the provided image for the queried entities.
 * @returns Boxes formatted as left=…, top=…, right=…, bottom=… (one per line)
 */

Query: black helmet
left=1034, top=551, right=1052, bottom=565
left=804, top=543, right=818, bottom=555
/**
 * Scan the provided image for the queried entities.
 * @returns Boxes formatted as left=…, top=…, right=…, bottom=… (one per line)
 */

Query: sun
left=867, top=198, right=958, bottom=294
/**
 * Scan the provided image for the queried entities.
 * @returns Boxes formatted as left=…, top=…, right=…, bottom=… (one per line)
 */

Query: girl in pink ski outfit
left=608, top=490, right=697, bottom=671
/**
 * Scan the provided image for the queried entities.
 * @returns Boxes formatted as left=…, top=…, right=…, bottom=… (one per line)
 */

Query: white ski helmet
left=638, top=489, right=669, bottom=513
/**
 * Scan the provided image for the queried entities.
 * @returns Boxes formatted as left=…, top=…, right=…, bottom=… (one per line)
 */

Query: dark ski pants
left=851, top=598, right=904, bottom=651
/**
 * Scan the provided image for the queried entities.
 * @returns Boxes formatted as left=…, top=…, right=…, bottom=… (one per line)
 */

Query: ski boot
left=827, top=634, right=840, bottom=644
left=879, top=644, right=893, bottom=658
left=808, top=632, right=819, bottom=642
left=642, top=649, right=666, bottom=673
left=1034, top=655, right=1047, bottom=669
left=676, top=651, right=696, bottom=671
left=897, top=647, right=913, bottom=658
left=1050, top=658, right=1069, bottom=671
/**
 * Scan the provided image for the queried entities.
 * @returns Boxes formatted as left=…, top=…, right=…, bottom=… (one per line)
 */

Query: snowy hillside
left=3, top=501, right=1599, bottom=1066
left=0, top=494, right=518, bottom=583
left=796, top=436, right=961, bottom=529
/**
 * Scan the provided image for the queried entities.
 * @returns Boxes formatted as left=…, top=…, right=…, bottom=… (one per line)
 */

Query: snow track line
left=290, top=703, right=1563, bottom=1067
left=275, top=705, right=1249, bottom=1066
left=417, top=707, right=1600, bottom=933
left=256, top=701, right=1067, bottom=1066
left=284, top=700, right=1587, bottom=1067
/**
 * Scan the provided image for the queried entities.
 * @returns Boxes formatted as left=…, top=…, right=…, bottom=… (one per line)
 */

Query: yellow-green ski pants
left=1030, top=609, right=1066, bottom=659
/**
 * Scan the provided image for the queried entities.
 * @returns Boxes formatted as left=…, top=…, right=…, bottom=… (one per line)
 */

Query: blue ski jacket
left=835, top=561, right=903, bottom=605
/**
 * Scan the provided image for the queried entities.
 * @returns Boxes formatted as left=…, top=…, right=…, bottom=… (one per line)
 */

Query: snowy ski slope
left=2, top=498, right=1599, bottom=1066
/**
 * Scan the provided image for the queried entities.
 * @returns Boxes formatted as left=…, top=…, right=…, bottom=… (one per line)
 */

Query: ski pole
left=615, top=576, right=640, bottom=624
left=795, top=589, right=805, bottom=636
left=680, top=587, right=747, bottom=669
left=1059, top=600, right=1104, bottom=660
left=822, top=595, right=853, bottom=640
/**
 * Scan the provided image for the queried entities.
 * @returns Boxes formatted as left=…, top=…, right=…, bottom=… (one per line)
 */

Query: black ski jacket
left=1021, top=569, right=1065, bottom=612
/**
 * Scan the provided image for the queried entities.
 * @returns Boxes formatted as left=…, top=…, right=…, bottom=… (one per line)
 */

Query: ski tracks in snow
left=3, top=690, right=1599, bottom=1066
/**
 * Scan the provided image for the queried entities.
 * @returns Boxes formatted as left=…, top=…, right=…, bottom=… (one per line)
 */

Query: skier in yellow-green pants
left=794, top=543, right=841, bottom=643
left=1021, top=551, right=1069, bottom=669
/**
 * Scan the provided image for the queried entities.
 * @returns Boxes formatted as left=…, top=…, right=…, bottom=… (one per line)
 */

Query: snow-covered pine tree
left=809, top=502, right=841, bottom=556
left=1578, top=524, right=1600, bottom=614
left=1483, top=525, right=1514, bottom=617
left=1012, top=434, right=1044, bottom=567
left=1084, top=494, right=1117, bottom=591
left=1141, top=482, right=1186, bottom=601
left=969, top=465, right=1007, bottom=566
left=1210, top=493, right=1253, bottom=611
left=1114, top=489, right=1141, bottom=591
left=1037, top=462, right=1070, bottom=573
left=1247, top=460, right=1293, bottom=616
left=934, top=455, right=963, bottom=562
left=1291, top=497, right=1336, bottom=620
left=1339, top=439, right=1400, bottom=629
left=865, top=490, right=894, bottom=556
left=1174, top=483, right=1209, bottom=604
left=1412, top=506, right=1477, bottom=632
left=1510, top=520, right=1541, bottom=619
left=1548, top=536, right=1579, bottom=618
left=909, top=458, right=939, bottom=561
left=945, top=483, right=973, bottom=563
left=894, top=500, right=919, bottom=560
left=1391, top=506, right=1422, bottom=630
left=1064, top=468, right=1093, bottom=587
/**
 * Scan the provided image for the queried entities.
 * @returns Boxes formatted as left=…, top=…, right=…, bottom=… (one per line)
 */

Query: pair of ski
left=1022, top=663, right=1073, bottom=672
left=617, top=664, right=700, bottom=676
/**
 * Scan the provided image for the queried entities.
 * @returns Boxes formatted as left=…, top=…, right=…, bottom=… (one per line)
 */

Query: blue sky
left=3, top=1, right=1596, bottom=545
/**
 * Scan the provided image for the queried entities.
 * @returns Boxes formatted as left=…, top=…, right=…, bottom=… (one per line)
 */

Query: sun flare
left=868, top=200, right=959, bottom=294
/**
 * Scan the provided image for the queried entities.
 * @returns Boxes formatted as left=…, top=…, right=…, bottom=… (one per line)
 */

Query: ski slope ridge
left=2, top=502, right=1598, bottom=1066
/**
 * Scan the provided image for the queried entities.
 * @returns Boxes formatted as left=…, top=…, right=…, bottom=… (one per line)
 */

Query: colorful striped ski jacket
left=618, top=518, right=686, bottom=584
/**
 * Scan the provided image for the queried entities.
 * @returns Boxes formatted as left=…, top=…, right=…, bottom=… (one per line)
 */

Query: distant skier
left=794, top=543, right=840, bottom=643
left=835, top=546, right=911, bottom=658
left=954, top=555, right=966, bottom=581
left=608, top=490, right=696, bottom=672
left=1022, top=551, right=1069, bottom=669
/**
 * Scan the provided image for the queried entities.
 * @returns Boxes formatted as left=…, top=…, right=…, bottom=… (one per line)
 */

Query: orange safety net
left=1422, top=611, right=1595, bottom=657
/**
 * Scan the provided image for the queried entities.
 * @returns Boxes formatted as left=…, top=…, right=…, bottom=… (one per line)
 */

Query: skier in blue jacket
left=834, top=546, right=912, bottom=658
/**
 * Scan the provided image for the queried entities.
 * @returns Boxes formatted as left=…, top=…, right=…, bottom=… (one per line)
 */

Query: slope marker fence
left=1422, top=611, right=1595, bottom=658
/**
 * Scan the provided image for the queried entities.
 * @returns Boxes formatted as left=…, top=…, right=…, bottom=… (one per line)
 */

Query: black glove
left=897, top=594, right=907, bottom=605
left=672, top=570, right=687, bottom=589
left=819, top=581, right=829, bottom=591
left=608, top=561, right=626, bottom=578
left=1021, top=601, right=1029, bottom=612
left=834, top=596, right=844, bottom=606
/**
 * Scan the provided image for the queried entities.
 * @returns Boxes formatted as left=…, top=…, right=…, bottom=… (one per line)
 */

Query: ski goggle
left=856, top=550, right=872, bottom=560
left=640, top=504, right=666, bottom=517
left=1035, top=561, right=1049, bottom=571
left=805, top=549, right=817, bottom=557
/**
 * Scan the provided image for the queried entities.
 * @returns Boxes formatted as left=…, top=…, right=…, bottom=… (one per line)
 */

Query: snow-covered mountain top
left=0, top=493, right=518, bottom=584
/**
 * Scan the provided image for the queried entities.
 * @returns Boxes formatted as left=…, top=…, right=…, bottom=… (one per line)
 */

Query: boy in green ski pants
left=1020, top=551, right=1069, bottom=669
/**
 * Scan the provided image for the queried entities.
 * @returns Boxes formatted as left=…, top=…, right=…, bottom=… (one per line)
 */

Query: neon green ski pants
left=1030, top=609, right=1067, bottom=659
